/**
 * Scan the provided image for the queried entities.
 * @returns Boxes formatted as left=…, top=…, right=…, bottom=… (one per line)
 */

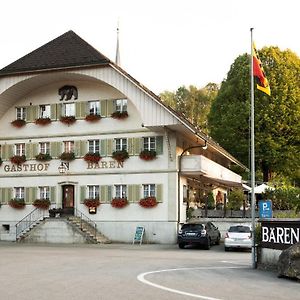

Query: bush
left=227, top=189, right=244, bottom=210
left=207, top=192, right=215, bottom=209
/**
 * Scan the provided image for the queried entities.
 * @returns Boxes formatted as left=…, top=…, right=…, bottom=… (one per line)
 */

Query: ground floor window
left=115, top=185, right=127, bottom=198
left=39, top=186, right=50, bottom=199
left=14, top=187, right=24, bottom=199
left=143, top=184, right=156, bottom=198
left=88, top=185, right=99, bottom=199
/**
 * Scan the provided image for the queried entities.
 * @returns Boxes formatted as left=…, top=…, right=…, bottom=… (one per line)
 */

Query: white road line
left=137, top=266, right=246, bottom=300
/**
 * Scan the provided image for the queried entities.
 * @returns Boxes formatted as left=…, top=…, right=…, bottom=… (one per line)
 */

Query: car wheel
left=205, top=238, right=211, bottom=250
left=178, top=243, right=186, bottom=249
left=225, top=247, right=230, bottom=252
left=215, top=235, right=220, bottom=245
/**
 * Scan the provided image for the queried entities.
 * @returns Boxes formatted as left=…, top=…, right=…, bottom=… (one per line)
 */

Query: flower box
left=85, top=114, right=101, bottom=122
left=9, top=198, right=26, bottom=209
left=59, top=152, right=75, bottom=161
left=111, top=198, right=128, bottom=208
left=84, top=199, right=100, bottom=208
left=11, top=119, right=26, bottom=128
left=84, top=152, right=102, bottom=163
left=35, top=117, right=51, bottom=126
left=60, top=115, right=76, bottom=125
left=139, top=149, right=157, bottom=161
left=10, top=155, right=26, bottom=165
left=35, top=153, right=52, bottom=161
left=111, top=111, right=128, bottom=119
left=33, top=199, right=51, bottom=209
left=112, top=150, right=129, bottom=162
left=139, top=197, right=158, bottom=208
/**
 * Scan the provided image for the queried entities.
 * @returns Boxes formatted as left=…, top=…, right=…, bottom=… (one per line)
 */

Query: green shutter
left=50, top=187, right=56, bottom=204
left=57, top=103, right=63, bottom=117
left=100, top=140, right=107, bottom=156
left=32, top=143, right=38, bottom=157
left=2, top=144, right=13, bottom=160
left=100, top=185, right=112, bottom=203
left=50, top=104, right=57, bottom=120
left=107, top=100, right=115, bottom=116
left=134, top=138, right=142, bottom=155
left=26, top=106, right=38, bottom=122
left=50, top=142, right=61, bottom=158
left=128, top=138, right=134, bottom=155
left=156, top=136, right=163, bottom=155
left=80, top=186, right=86, bottom=203
left=156, top=184, right=163, bottom=202
left=75, top=102, right=87, bottom=119
left=100, top=100, right=107, bottom=117
left=1, top=188, right=12, bottom=204
left=25, top=187, right=36, bottom=204
left=128, top=185, right=140, bottom=203
left=25, top=143, right=34, bottom=160
left=74, top=141, right=81, bottom=157
left=81, top=141, right=87, bottom=156
left=107, top=139, right=113, bottom=156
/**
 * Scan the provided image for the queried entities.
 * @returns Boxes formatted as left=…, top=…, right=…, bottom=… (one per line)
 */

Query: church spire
left=115, top=20, right=120, bottom=66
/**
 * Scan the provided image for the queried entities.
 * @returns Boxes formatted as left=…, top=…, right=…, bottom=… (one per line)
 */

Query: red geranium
left=111, top=198, right=128, bottom=208
left=84, top=199, right=100, bottom=208
left=139, top=197, right=158, bottom=208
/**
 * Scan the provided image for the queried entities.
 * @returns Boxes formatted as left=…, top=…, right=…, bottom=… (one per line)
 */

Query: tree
left=208, top=47, right=300, bottom=183
left=227, top=189, right=244, bottom=210
left=160, top=84, right=218, bottom=134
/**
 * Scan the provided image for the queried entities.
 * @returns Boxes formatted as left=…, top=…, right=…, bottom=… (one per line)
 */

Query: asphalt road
left=0, top=242, right=298, bottom=300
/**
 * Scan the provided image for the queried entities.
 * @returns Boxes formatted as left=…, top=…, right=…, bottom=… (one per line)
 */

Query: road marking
left=137, top=266, right=246, bottom=300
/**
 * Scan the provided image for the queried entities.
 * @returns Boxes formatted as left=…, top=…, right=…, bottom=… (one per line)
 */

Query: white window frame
left=116, top=99, right=127, bottom=112
left=143, top=184, right=156, bottom=198
left=63, top=141, right=74, bottom=153
left=88, top=140, right=100, bottom=153
left=115, top=185, right=127, bottom=199
left=14, top=187, right=24, bottom=199
left=39, top=186, right=50, bottom=199
left=64, top=103, right=75, bottom=117
left=115, top=138, right=127, bottom=151
left=15, top=143, right=25, bottom=156
left=39, top=105, right=50, bottom=118
left=16, top=107, right=26, bottom=120
left=143, top=137, right=156, bottom=151
left=88, top=101, right=100, bottom=115
left=39, top=142, right=50, bottom=154
left=88, top=185, right=99, bottom=199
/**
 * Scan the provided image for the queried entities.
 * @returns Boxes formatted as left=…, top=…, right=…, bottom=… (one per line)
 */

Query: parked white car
left=224, top=225, right=252, bottom=251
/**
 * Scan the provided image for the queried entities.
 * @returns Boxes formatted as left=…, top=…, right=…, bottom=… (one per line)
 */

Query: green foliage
left=255, top=223, right=262, bottom=245
left=208, top=47, right=300, bottom=183
left=160, top=83, right=218, bottom=134
left=207, top=192, right=215, bottom=209
left=273, top=210, right=300, bottom=218
left=186, top=207, right=195, bottom=219
left=227, top=189, right=244, bottom=210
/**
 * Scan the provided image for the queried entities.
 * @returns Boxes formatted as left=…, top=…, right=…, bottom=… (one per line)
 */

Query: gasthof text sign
left=133, top=226, right=145, bottom=245
left=260, top=220, right=300, bottom=250
left=259, top=200, right=272, bottom=218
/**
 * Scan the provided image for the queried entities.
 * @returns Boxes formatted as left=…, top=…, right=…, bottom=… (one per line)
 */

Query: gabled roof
left=0, top=30, right=111, bottom=76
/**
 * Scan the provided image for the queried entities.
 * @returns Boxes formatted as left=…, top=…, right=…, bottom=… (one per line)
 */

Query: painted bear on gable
left=58, top=85, right=78, bottom=101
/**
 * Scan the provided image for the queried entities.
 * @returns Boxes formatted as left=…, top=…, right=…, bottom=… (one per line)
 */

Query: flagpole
left=250, top=28, right=256, bottom=269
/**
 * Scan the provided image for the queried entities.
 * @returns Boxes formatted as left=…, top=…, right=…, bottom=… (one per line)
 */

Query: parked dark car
left=178, top=221, right=221, bottom=249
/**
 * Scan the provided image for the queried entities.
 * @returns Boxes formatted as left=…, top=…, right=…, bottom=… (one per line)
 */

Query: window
left=64, top=103, right=75, bottom=116
left=116, top=99, right=127, bottom=112
left=39, top=105, right=50, bottom=118
left=143, top=137, right=156, bottom=151
left=63, top=141, right=74, bottom=153
left=14, top=187, right=24, bottom=199
left=115, top=138, right=127, bottom=151
left=115, top=185, right=127, bottom=198
left=39, top=142, right=50, bottom=154
left=16, top=107, right=26, bottom=120
left=88, top=185, right=99, bottom=199
left=39, top=186, right=49, bottom=199
left=143, top=184, right=156, bottom=198
left=15, top=143, right=25, bottom=156
left=88, top=140, right=100, bottom=153
left=88, top=101, right=100, bottom=115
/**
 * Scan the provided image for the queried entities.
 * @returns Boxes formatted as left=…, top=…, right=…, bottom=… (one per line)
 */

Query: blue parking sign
left=259, top=200, right=272, bottom=218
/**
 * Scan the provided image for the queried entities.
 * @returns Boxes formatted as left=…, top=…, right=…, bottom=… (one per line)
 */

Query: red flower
left=35, top=117, right=51, bottom=126
left=11, top=119, right=26, bottom=128
left=111, top=198, right=128, bottom=208
left=10, top=155, right=26, bottom=165
left=60, top=116, right=76, bottom=125
left=9, top=199, right=26, bottom=209
left=85, top=114, right=101, bottom=122
left=33, top=199, right=51, bottom=209
left=84, top=152, right=102, bottom=163
left=111, top=111, right=128, bottom=119
left=139, top=150, right=157, bottom=161
left=84, top=199, right=100, bottom=208
left=139, top=197, right=158, bottom=208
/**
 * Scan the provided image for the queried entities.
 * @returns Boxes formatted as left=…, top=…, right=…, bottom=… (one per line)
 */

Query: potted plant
left=139, top=196, right=158, bottom=208
left=111, top=111, right=128, bottom=119
left=35, top=153, right=52, bottom=161
left=10, top=155, right=26, bottom=165
left=111, top=198, right=128, bottom=208
left=11, top=119, right=26, bottom=128
left=85, top=114, right=101, bottom=122
left=84, top=152, right=102, bottom=163
left=33, top=199, right=51, bottom=209
left=35, top=117, right=51, bottom=126
left=112, top=150, right=129, bottom=162
left=9, top=198, right=26, bottom=209
left=139, top=149, right=157, bottom=161
left=59, top=152, right=75, bottom=161
left=84, top=198, right=100, bottom=208
left=60, top=115, right=76, bottom=125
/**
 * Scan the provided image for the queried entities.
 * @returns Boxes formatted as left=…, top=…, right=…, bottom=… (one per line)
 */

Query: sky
left=1, top=0, right=299, bottom=95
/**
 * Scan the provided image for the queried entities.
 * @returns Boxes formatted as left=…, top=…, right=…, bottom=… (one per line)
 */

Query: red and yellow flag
left=252, top=43, right=271, bottom=96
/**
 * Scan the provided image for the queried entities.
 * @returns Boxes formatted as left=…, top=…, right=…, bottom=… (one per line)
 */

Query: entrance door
left=62, top=185, right=74, bottom=215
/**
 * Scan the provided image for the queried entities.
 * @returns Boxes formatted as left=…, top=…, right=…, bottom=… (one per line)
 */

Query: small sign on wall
left=133, top=226, right=145, bottom=245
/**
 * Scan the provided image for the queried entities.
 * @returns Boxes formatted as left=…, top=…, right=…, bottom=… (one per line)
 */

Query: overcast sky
left=1, top=0, right=299, bottom=94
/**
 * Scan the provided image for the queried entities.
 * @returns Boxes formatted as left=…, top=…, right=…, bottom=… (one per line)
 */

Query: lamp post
left=177, top=140, right=207, bottom=230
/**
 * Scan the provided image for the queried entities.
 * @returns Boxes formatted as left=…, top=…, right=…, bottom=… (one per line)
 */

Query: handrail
left=15, top=208, right=48, bottom=240
left=74, top=207, right=97, bottom=239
